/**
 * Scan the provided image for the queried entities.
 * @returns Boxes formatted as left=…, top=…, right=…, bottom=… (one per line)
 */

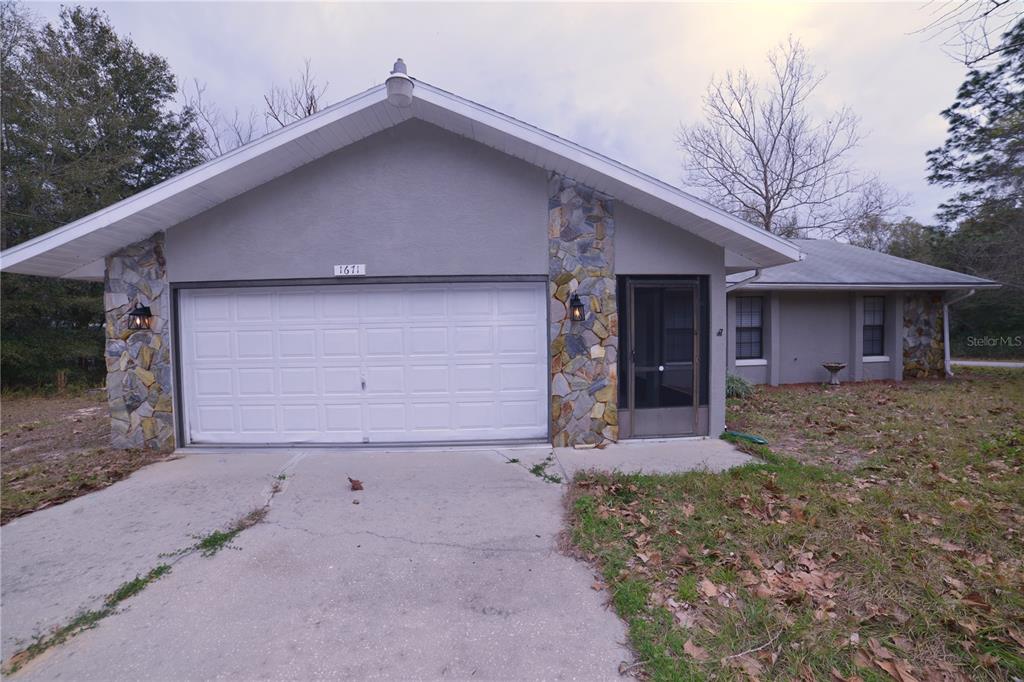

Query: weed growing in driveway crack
left=3, top=564, right=172, bottom=674
left=104, top=564, right=171, bottom=607
left=4, top=473, right=286, bottom=672
left=529, top=454, right=563, bottom=484
left=177, top=505, right=270, bottom=558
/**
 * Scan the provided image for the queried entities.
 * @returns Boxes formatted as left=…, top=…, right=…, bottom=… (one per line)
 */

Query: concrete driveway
left=3, top=447, right=630, bottom=680
left=2, top=440, right=747, bottom=680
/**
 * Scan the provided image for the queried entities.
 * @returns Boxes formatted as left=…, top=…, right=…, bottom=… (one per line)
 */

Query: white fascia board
left=413, top=84, right=802, bottom=266
left=0, top=85, right=388, bottom=273
left=736, top=282, right=1001, bottom=291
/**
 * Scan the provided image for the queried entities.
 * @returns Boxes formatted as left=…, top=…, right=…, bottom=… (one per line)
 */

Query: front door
left=627, top=281, right=700, bottom=437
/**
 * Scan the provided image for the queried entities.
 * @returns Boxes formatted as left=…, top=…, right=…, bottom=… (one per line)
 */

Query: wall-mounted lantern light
left=569, top=293, right=585, bottom=322
left=126, top=304, right=153, bottom=331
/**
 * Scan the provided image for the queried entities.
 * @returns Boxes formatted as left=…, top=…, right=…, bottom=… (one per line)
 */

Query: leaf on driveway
left=348, top=477, right=363, bottom=491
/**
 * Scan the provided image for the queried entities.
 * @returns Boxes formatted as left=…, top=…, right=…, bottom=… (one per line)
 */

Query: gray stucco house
left=0, top=62, right=997, bottom=450
left=727, top=239, right=998, bottom=386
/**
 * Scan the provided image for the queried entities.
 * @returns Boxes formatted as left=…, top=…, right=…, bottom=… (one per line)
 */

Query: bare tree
left=677, top=38, right=902, bottom=238
left=182, top=79, right=259, bottom=159
left=263, top=58, right=328, bottom=129
left=182, top=59, right=330, bottom=159
left=915, top=0, right=1024, bottom=66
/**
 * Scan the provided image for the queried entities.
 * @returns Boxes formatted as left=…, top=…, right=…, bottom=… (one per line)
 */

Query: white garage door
left=178, top=282, right=549, bottom=445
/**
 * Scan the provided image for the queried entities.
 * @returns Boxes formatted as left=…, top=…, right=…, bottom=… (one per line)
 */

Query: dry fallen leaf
left=348, top=477, right=364, bottom=491
left=683, top=638, right=709, bottom=661
left=728, top=653, right=764, bottom=678
left=699, top=578, right=720, bottom=598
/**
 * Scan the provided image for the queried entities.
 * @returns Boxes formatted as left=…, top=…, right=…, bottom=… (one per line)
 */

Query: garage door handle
left=361, top=378, right=366, bottom=390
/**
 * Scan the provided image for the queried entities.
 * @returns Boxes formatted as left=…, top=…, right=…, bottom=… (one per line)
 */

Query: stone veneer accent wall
left=548, top=174, right=618, bottom=446
left=903, top=291, right=945, bottom=379
left=104, top=233, right=174, bottom=449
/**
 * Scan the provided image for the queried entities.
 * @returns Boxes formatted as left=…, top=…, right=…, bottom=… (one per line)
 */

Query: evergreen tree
left=1, top=3, right=204, bottom=387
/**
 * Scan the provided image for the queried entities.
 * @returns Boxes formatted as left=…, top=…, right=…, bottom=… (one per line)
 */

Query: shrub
left=726, top=373, right=754, bottom=399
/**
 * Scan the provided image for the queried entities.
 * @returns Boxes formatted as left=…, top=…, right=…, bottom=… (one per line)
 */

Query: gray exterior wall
left=158, top=120, right=732, bottom=444
left=727, top=290, right=905, bottom=385
left=165, top=120, right=548, bottom=282
left=616, top=204, right=726, bottom=436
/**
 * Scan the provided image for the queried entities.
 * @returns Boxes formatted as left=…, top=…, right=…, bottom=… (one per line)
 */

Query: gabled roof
left=0, top=72, right=802, bottom=280
left=727, top=239, right=1000, bottom=291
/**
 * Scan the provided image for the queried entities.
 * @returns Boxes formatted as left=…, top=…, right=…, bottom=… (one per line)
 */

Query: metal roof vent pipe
left=386, top=58, right=414, bottom=107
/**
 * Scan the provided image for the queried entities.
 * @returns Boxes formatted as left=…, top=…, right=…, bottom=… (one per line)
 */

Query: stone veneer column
left=902, top=291, right=945, bottom=379
left=104, top=233, right=174, bottom=449
left=548, top=173, right=618, bottom=446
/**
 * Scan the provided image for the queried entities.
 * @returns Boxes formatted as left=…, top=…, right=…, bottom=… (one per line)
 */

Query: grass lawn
left=0, top=391, right=174, bottom=523
left=568, top=368, right=1023, bottom=681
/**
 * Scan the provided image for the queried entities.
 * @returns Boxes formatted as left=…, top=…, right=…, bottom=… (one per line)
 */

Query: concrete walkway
left=2, top=439, right=748, bottom=680
left=952, top=359, right=1024, bottom=368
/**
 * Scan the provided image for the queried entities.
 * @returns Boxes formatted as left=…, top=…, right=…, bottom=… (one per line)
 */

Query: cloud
left=31, top=1, right=966, bottom=222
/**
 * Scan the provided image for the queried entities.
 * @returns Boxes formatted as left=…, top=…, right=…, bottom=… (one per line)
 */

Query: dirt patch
left=1, top=391, right=174, bottom=523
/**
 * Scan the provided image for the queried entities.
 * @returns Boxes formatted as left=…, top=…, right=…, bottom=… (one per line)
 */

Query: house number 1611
left=333, top=264, right=366, bottom=277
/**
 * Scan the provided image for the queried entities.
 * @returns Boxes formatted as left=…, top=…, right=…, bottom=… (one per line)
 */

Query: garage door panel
left=237, top=331, right=274, bottom=358
left=239, top=405, right=276, bottom=432
left=409, top=327, right=447, bottom=355
left=237, top=369, right=275, bottom=396
left=364, top=327, right=404, bottom=355
left=278, top=293, right=317, bottom=319
left=410, top=402, right=451, bottom=430
left=194, top=331, right=232, bottom=359
left=498, top=288, right=537, bottom=316
left=408, top=365, right=448, bottom=393
left=324, top=405, right=362, bottom=433
left=198, top=405, right=235, bottom=432
left=322, top=329, right=360, bottom=356
left=454, top=364, right=495, bottom=392
left=366, top=403, right=407, bottom=432
left=455, top=401, right=496, bottom=428
left=280, top=405, right=319, bottom=432
left=236, top=294, right=273, bottom=321
left=498, top=325, right=539, bottom=354
left=365, top=366, right=404, bottom=393
left=500, top=363, right=539, bottom=390
left=501, top=400, right=540, bottom=427
left=192, top=294, right=232, bottom=322
left=180, top=282, right=548, bottom=444
left=323, top=367, right=362, bottom=395
left=450, top=290, right=492, bottom=317
left=280, top=368, right=318, bottom=395
left=195, top=369, right=232, bottom=396
left=321, top=294, right=359, bottom=320
left=279, top=330, right=316, bottom=358
left=454, top=326, right=493, bottom=354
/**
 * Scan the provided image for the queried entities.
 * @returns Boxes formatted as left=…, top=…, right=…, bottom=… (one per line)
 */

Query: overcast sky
left=32, top=1, right=975, bottom=224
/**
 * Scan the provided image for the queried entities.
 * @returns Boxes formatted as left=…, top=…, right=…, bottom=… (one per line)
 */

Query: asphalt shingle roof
left=727, top=239, right=999, bottom=289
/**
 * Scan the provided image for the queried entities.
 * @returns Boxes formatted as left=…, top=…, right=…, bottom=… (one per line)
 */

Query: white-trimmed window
left=863, top=296, right=885, bottom=357
left=735, top=297, right=763, bottom=360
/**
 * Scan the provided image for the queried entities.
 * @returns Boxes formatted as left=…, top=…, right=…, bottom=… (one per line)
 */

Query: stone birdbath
left=822, top=362, right=847, bottom=386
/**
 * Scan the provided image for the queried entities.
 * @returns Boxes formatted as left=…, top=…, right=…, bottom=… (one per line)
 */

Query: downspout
left=726, top=269, right=762, bottom=292
left=943, top=289, right=976, bottom=378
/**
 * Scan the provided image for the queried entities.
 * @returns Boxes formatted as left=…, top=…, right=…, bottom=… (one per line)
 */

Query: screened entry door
left=627, top=282, right=700, bottom=437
